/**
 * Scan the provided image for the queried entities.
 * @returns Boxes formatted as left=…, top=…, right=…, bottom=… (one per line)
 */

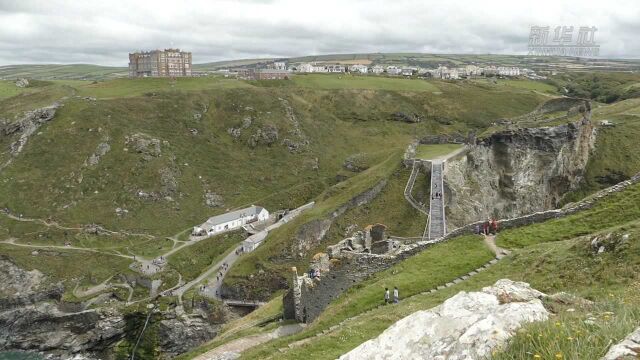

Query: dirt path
left=482, top=234, right=510, bottom=257
left=192, top=324, right=304, bottom=360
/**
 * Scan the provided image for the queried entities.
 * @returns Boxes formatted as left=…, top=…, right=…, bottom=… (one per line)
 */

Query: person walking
left=384, top=288, right=390, bottom=304
left=491, top=218, right=498, bottom=235
left=393, top=287, right=399, bottom=304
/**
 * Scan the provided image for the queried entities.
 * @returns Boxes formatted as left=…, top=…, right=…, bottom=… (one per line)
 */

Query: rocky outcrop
left=0, top=258, right=126, bottom=356
left=15, top=78, right=29, bottom=88
left=84, top=140, right=111, bottom=167
left=158, top=315, right=219, bottom=357
left=602, top=327, right=640, bottom=359
left=340, top=279, right=549, bottom=360
left=390, top=112, right=422, bottom=123
left=343, top=153, right=370, bottom=173
left=125, top=133, right=162, bottom=160
left=1, top=104, right=59, bottom=171
left=444, top=119, right=595, bottom=229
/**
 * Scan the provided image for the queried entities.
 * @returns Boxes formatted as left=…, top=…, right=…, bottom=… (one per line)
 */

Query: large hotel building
left=128, top=49, right=192, bottom=77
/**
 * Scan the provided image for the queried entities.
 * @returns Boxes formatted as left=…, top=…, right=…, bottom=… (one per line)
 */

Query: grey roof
left=204, top=205, right=266, bottom=226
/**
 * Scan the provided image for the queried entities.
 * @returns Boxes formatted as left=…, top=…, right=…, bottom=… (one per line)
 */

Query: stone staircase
left=427, top=161, right=446, bottom=240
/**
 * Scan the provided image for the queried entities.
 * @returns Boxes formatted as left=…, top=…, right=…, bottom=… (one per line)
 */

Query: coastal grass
left=414, top=143, right=463, bottom=160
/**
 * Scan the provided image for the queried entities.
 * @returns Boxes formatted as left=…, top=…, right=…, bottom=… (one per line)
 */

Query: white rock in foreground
left=602, top=326, right=640, bottom=359
left=340, top=279, right=549, bottom=360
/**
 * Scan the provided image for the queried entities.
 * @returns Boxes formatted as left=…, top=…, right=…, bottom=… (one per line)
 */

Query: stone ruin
left=284, top=224, right=418, bottom=323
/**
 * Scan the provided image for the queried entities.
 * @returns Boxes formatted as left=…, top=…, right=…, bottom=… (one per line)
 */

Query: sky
left=0, top=0, right=638, bottom=66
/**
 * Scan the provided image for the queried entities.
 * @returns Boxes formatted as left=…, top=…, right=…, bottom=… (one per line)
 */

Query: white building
left=497, top=66, right=520, bottom=76
left=273, top=61, right=287, bottom=70
left=349, top=64, right=368, bottom=74
left=327, top=64, right=346, bottom=73
left=312, top=64, right=328, bottom=73
left=371, top=65, right=384, bottom=74
left=297, top=63, right=314, bottom=73
left=386, top=66, right=401, bottom=75
left=192, top=205, right=269, bottom=237
left=401, top=68, right=414, bottom=76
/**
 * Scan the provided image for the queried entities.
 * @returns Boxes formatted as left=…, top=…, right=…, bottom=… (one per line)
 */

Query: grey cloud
left=0, top=0, right=638, bottom=66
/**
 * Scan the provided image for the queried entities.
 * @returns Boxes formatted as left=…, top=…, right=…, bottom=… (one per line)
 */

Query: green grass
left=0, top=64, right=127, bottom=80
left=167, top=231, right=244, bottom=282
left=497, top=182, right=640, bottom=249
left=414, top=143, right=463, bottom=159
left=290, top=74, right=440, bottom=92
left=498, top=79, right=558, bottom=94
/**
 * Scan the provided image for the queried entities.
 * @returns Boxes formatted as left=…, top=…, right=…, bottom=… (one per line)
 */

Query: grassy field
left=414, top=143, right=463, bottom=159
left=291, top=74, right=440, bottom=91
left=0, top=64, right=127, bottom=80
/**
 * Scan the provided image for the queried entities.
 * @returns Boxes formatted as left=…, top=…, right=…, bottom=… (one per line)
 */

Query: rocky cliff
left=444, top=119, right=596, bottom=229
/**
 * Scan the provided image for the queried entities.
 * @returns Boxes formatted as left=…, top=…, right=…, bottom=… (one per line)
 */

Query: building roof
left=205, top=205, right=266, bottom=226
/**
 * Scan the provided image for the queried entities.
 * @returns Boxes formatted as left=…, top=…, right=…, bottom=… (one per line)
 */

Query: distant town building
left=349, top=64, right=369, bottom=74
left=128, top=49, right=192, bottom=78
left=326, top=64, right=346, bottom=73
left=371, top=65, right=385, bottom=74
left=273, top=61, right=287, bottom=70
left=312, top=64, right=328, bottom=73
left=192, top=205, right=269, bottom=237
left=236, top=68, right=290, bottom=80
left=401, top=68, right=414, bottom=76
left=386, top=66, right=401, bottom=75
left=297, top=63, right=314, bottom=73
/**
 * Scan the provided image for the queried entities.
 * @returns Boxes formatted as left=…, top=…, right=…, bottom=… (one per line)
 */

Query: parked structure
left=192, top=205, right=269, bottom=237
left=128, top=49, right=192, bottom=78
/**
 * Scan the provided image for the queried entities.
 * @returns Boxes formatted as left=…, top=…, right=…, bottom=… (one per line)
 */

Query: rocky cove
left=444, top=118, right=596, bottom=229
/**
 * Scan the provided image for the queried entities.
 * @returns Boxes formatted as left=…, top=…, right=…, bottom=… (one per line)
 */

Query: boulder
left=602, top=327, right=640, bottom=359
left=15, top=78, right=29, bottom=88
left=340, top=279, right=549, bottom=360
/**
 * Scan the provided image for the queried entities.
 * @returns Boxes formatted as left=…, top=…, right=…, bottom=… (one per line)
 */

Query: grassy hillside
left=0, top=74, right=546, bottom=305
left=225, top=180, right=640, bottom=360
left=0, top=64, right=127, bottom=80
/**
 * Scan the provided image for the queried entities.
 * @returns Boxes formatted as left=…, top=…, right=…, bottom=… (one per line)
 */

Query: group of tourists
left=216, top=262, right=230, bottom=282
left=477, top=218, right=499, bottom=235
left=431, top=192, right=442, bottom=200
left=384, top=287, right=400, bottom=304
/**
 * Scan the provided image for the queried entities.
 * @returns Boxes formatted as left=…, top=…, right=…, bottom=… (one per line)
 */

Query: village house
left=272, top=61, right=287, bottom=70
left=401, top=68, right=414, bottom=76
left=497, top=66, right=521, bottom=76
left=326, top=64, right=346, bottom=73
left=386, top=65, right=401, bottom=75
left=312, top=64, right=328, bottom=73
left=192, top=205, right=269, bottom=237
left=349, top=64, right=368, bottom=74
left=255, top=69, right=290, bottom=80
left=297, top=63, right=314, bottom=73
left=371, top=65, right=384, bottom=74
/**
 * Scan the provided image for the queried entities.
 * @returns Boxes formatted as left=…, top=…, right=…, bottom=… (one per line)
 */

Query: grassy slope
left=0, top=74, right=544, bottom=310
left=415, top=143, right=463, bottom=159
left=236, top=181, right=640, bottom=360
left=562, top=98, right=640, bottom=203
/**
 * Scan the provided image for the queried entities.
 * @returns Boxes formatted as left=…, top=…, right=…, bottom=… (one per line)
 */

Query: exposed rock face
left=602, top=327, right=640, bottom=359
left=85, top=141, right=111, bottom=167
left=204, top=191, right=225, bottom=208
left=15, top=78, right=29, bottom=88
left=390, top=111, right=422, bottom=123
left=158, top=315, right=219, bottom=356
left=340, top=279, right=549, bottom=360
left=444, top=120, right=595, bottom=229
left=0, top=258, right=126, bottom=356
left=125, top=133, right=162, bottom=160
left=1, top=104, right=59, bottom=171
left=343, top=153, right=370, bottom=172
left=248, top=124, right=279, bottom=148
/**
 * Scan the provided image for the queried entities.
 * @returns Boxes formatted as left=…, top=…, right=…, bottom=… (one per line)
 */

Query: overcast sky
left=0, top=0, right=638, bottom=66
